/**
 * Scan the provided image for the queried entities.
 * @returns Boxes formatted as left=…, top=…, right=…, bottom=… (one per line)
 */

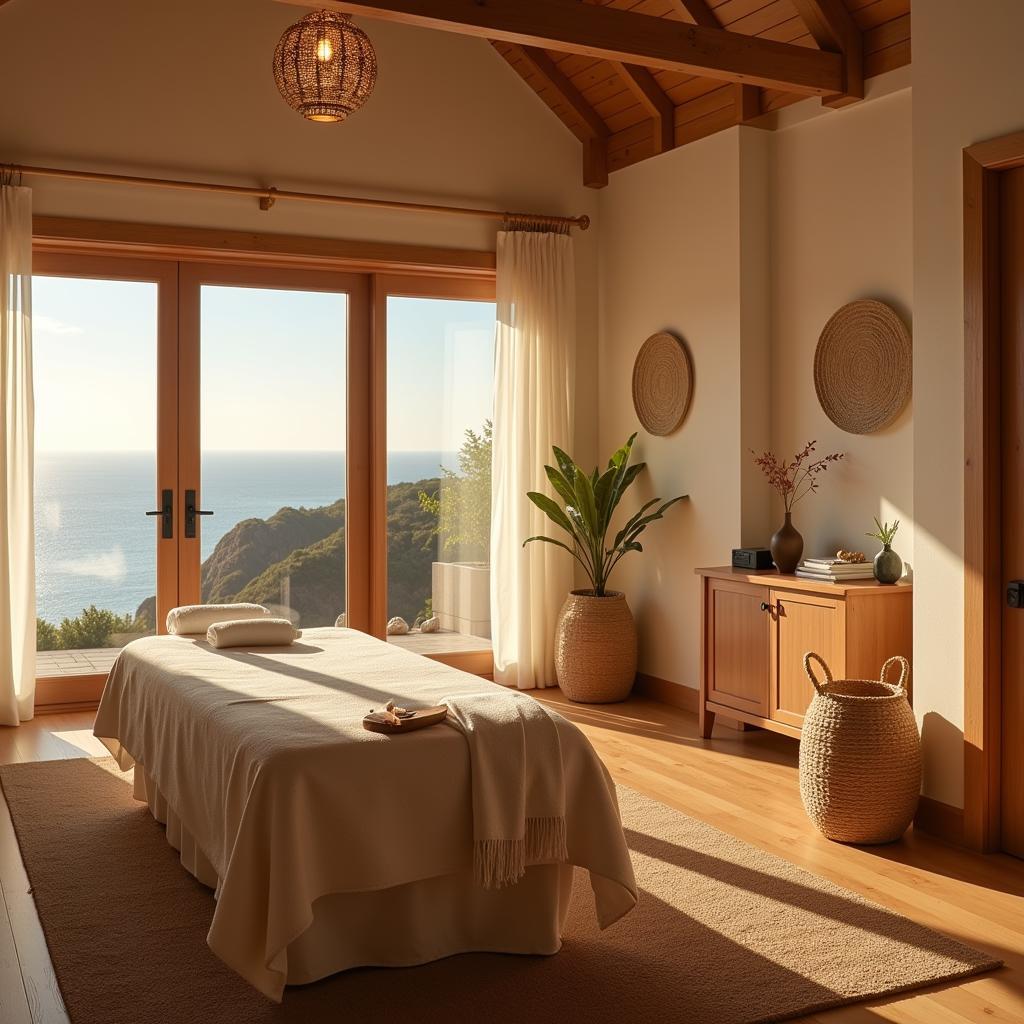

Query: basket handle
left=880, top=655, right=910, bottom=692
left=803, top=652, right=834, bottom=695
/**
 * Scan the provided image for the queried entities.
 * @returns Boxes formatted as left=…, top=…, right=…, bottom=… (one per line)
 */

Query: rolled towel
left=206, top=617, right=300, bottom=649
left=166, top=603, right=271, bottom=636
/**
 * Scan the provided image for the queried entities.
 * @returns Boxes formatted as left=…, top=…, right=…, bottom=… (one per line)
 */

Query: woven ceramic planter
left=554, top=590, right=637, bottom=704
left=799, top=653, right=921, bottom=844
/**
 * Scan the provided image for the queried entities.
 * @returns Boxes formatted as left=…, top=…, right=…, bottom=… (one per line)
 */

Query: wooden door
left=177, top=264, right=371, bottom=632
left=770, top=590, right=845, bottom=730
left=1000, top=167, right=1024, bottom=857
left=706, top=579, right=771, bottom=717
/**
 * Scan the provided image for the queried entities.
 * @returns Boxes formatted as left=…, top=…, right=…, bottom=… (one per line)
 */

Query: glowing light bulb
left=316, top=37, right=333, bottom=62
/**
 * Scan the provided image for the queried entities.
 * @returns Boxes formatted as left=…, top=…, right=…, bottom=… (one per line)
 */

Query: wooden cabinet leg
left=699, top=703, right=716, bottom=739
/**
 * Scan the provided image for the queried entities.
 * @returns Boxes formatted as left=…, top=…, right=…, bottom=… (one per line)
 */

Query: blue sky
left=33, top=276, right=495, bottom=453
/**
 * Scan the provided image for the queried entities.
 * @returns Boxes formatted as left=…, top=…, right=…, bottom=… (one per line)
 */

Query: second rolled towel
left=206, top=617, right=300, bottom=649
left=167, top=603, right=271, bottom=635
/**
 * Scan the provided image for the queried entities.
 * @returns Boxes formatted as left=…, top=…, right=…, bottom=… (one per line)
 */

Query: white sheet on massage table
left=93, top=628, right=636, bottom=1001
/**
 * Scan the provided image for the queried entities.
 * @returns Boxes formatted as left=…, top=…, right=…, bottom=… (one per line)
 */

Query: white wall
left=596, top=83, right=914, bottom=695
left=0, top=0, right=599, bottom=459
left=912, top=0, right=1024, bottom=807
left=769, top=86, right=913, bottom=568
left=597, top=128, right=756, bottom=688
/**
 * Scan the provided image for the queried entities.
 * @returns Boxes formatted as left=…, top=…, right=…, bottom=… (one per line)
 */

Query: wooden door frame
left=32, top=224, right=498, bottom=711
left=962, top=129, right=1024, bottom=851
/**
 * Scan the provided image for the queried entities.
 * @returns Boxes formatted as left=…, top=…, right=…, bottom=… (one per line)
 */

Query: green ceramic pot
left=770, top=512, right=804, bottom=574
left=873, top=544, right=903, bottom=584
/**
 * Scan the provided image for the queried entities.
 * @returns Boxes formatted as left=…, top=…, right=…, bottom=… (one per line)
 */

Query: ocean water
left=35, top=450, right=452, bottom=624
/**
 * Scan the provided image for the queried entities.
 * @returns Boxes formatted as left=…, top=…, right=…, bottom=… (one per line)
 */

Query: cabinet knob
left=760, top=601, right=771, bottom=612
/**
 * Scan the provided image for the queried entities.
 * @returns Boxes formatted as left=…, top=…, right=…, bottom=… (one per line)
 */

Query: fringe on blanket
left=474, top=816, right=569, bottom=890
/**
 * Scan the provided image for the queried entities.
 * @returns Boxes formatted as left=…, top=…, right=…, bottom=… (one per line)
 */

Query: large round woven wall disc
left=632, top=331, right=693, bottom=436
left=813, top=300, right=912, bottom=434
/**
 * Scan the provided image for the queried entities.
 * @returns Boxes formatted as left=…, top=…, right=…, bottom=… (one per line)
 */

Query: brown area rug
left=0, top=757, right=1000, bottom=1024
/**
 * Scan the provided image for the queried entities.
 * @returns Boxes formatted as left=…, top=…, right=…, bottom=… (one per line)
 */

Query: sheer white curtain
left=490, top=226, right=575, bottom=690
left=0, top=183, right=35, bottom=725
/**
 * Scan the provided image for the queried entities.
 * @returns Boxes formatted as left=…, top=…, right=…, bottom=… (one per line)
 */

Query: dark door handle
left=760, top=601, right=771, bottom=612
left=184, top=489, right=213, bottom=539
left=145, top=489, right=174, bottom=539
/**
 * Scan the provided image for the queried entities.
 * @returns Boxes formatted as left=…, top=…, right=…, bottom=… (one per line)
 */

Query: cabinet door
left=707, top=579, right=771, bottom=717
left=770, top=590, right=845, bottom=729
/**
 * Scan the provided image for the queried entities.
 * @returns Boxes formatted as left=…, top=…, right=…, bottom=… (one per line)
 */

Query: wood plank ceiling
left=492, top=0, right=911, bottom=185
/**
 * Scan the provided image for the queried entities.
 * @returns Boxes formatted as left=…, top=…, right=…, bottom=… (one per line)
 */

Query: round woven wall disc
left=632, top=332, right=693, bottom=436
left=813, top=300, right=912, bottom=435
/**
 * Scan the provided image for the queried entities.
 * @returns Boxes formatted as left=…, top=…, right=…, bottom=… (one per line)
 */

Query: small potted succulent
left=525, top=434, right=685, bottom=703
left=867, top=517, right=903, bottom=584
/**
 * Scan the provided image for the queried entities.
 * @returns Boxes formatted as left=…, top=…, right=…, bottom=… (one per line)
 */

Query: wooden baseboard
left=635, top=673, right=699, bottom=712
left=634, top=673, right=748, bottom=730
left=914, top=795, right=966, bottom=846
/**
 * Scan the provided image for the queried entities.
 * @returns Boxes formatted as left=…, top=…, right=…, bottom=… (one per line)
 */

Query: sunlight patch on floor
left=50, top=730, right=108, bottom=757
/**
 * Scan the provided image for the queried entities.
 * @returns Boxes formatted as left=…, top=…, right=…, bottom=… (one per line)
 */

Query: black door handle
left=184, top=489, right=213, bottom=539
left=145, top=489, right=174, bottom=539
left=760, top=601, right=771, bottom=612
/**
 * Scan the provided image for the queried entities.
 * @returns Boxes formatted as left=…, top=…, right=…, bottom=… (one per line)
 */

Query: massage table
left=93, top=627, right=637, bottom=1000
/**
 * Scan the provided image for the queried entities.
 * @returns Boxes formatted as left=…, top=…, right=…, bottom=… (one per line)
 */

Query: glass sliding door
left=33, top=255, right=178, bottom=683
left=380, top=277, right=496, bottom=658
left=179, top=265, right=367, bottom=631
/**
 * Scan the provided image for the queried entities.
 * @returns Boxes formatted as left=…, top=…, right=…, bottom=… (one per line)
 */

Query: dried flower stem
left=751, top=441, right=844, bottom=513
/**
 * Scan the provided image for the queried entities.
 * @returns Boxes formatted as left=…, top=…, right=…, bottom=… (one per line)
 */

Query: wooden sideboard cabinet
left=696, top=567, right=912, bottom=739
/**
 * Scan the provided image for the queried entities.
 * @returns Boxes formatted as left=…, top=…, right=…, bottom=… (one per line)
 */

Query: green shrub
left=56, top=605, right=137, bottom=649
left=36, top=618, right=59, bottom=651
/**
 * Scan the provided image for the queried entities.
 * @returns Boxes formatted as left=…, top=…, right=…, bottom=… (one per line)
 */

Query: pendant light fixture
left=273, top=9, right=377, bottom=124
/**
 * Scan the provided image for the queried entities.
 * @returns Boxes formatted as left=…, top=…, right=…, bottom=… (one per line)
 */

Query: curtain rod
left=2, top=162, right=590, bottom=232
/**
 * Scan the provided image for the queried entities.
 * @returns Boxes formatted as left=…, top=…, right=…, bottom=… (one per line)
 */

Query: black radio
left=732, top=548, right=774, bottom=570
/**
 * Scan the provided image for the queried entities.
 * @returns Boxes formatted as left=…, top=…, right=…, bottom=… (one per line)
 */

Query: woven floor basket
left=799, top=652, right=921, bottom=844
left=554, top=590, right=637, bottom=703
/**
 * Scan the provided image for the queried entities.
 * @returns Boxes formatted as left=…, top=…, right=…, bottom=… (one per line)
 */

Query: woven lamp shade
left=273, top=11, right=377, bottom=123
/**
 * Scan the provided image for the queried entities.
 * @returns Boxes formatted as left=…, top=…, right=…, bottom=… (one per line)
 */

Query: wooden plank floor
left=1, top=697, right=1023, bottom=1023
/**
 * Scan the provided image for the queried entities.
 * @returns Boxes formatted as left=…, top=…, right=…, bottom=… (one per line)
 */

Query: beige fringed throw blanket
left=443, top=691, right=569, bottom=890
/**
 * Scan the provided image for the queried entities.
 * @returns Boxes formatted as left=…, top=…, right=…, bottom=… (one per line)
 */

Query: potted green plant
left=867, top=517, right=903, bottom=584
left=525, top=434, right=686, bottom=703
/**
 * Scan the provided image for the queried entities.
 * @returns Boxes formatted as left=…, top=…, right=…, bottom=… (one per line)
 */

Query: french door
left=32, top=250, right=494, bottom=705
left=33, top=254, right=178, bottom=695
left=177, top=264, right=371, bottom=633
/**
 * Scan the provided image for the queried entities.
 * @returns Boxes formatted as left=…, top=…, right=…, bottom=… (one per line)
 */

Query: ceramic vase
left=873, top=544, right=903, bottom=584
left=770, top=512, right=804, bottom=574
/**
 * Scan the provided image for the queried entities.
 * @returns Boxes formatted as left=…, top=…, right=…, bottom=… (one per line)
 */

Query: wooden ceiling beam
left=287, top=0, right=845, bottom=96
left=789, top=0, right=864, bottom=106
left=734, top=82, right=761, bottom=124
left=668, top=0, right=762, bottom=128
left=666, top=0, right=719, bottom=31
left=513, top=45, right=609, bottom=189
left=610, top=63, right=674, bottom=155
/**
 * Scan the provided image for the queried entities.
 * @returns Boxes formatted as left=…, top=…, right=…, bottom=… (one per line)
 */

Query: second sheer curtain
left=490, top=227, right=575, bottom=690
left=0, top=183, right=35, bottom=725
